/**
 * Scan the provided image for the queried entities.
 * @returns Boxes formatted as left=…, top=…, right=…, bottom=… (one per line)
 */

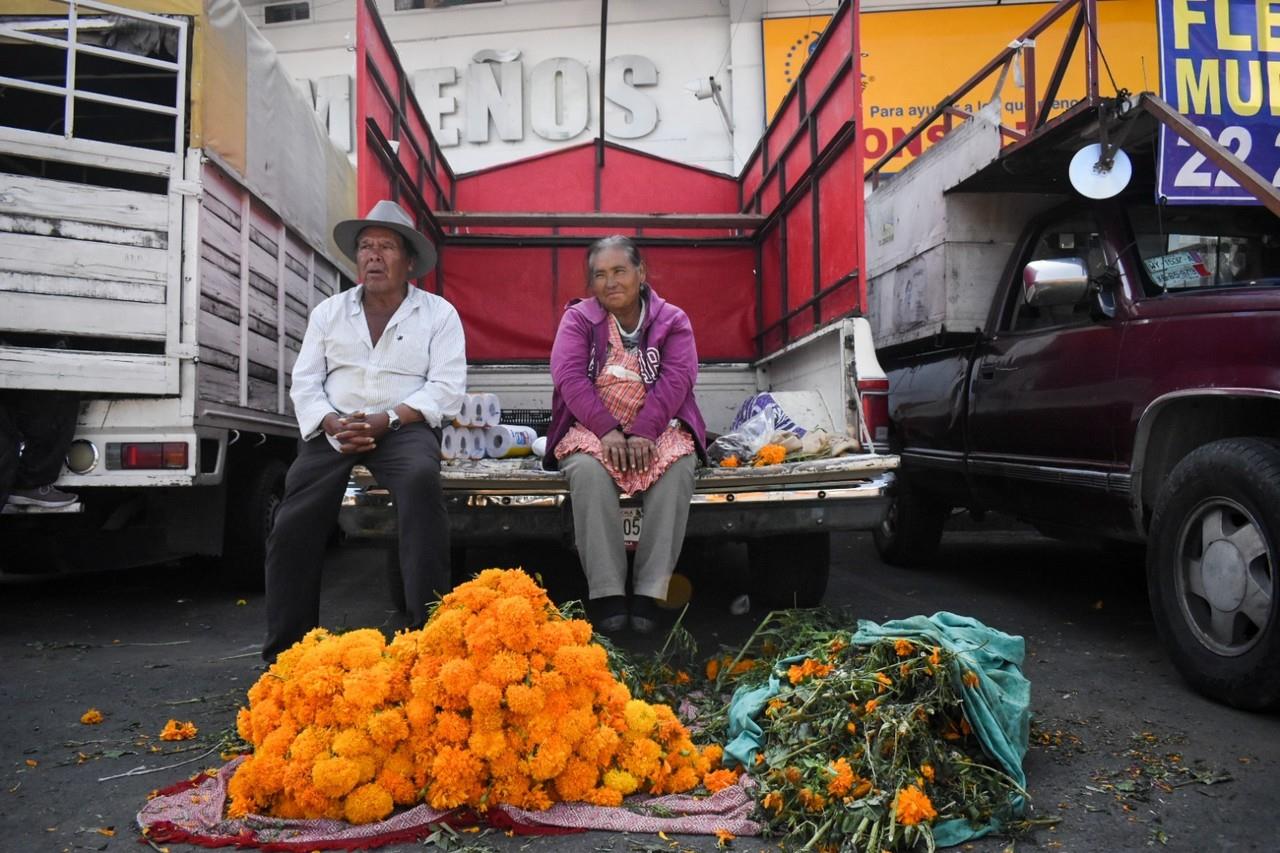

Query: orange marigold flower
left=928, top=646, right=942, bottom=666
left=703, top=768, right=739, bottom=793
left=762, top=790, right=784, bottom=813
left=752, top=443, right=787, bottom=466
left=828, top=636, right=847, bottom=654
left=894, top=638, right=914, bottom=657
left=705, top=658, right=721, bottom=680
left=344, top=783, right=393, bottom=824
left=783, top=766, right=803, bottom=785
left=895, top=784, right=938, bottom=825
left=80, top=708, right=104, bottom=725
left=674, top=670, right=691, bottom=685
left=713, top=828, right=735, bottom=847
left=826, top=757, right=855, bottom=797
left=874, top=672, right=893, bottom=692
left=864, top=699, right=879, bottom=714
left=159, top=720, right=198, bottom=741
left=719, top=454, right=740, bottom=468
left=851, top=778, right=872, bottom=799
left=962, top=670, right=980, bottom=689
left=921, top=763, right=935, bottom=782
left=846, top=721, right=857, bottom=736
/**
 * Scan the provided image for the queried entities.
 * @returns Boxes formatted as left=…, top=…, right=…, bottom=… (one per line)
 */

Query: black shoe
left=588, top=596, right=628, bottom=633
left=629, top=595, right=658, bottom=634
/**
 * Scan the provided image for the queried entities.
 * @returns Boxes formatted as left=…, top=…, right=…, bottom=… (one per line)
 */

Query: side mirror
left=1023, top=257, right=1089, bottom=307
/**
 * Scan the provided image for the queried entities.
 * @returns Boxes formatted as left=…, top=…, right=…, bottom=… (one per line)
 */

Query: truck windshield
left=1128, top=206, right=1280, bottom=295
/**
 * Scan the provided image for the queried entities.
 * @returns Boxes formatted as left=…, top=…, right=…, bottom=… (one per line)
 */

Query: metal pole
left=597, top=0, right=607, bottom=167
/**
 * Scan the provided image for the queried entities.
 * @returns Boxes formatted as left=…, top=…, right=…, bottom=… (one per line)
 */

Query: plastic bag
left=708, top=407, right=799, bottom=463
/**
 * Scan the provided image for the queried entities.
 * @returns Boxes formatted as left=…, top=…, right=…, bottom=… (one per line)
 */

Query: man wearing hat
left=262, top=200, right=466, bottom=663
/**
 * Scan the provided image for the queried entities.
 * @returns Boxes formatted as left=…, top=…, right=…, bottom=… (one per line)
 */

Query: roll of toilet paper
left=485, top=424, right=536, bottom=458
left=532, top=436, right=548, bottom=458
left=453, top=397, right=473, bottom=428
left=468, top=395, right=487, bottom=428
left=441, top=425, right=458, bottom=461
left=468, top=427, right=487, bottom=459
left=454, top=426, right=471, bottom=459
left=480, top=393, right=502, bottom=427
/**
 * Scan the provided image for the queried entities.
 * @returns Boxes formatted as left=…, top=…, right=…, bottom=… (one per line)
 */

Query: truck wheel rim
left=1174, top=497, right=1274, bottom=657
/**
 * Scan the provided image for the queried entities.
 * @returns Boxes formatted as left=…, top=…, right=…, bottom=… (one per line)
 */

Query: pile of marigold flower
left=671, top=610, right=1025, bottom=853
left=227, top=569, right=717, bottom=825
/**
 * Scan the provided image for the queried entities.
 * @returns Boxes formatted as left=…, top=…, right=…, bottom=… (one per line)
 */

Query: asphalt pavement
left=1, top=527, right=1277, bottom=852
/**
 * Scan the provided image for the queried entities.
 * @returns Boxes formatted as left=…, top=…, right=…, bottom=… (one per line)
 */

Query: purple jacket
left=543, top=286, right=707, bottom=471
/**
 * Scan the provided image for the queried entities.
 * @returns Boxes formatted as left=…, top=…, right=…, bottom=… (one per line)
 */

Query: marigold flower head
left=80, top=708, right=104, bottom=725
left=921, top=762, right=935, bottom=782
left=826, top=757, right=855, bottom=797
left=714, top=828, right=735, bottom=847
left=962, top=670, right=980, bottom=689
left=159, top=719, right=198, bottom=741
left=895, top=784, right=938, bottom=825
left=602, top=768, right=639, bottom=795
left=864, top=698, right=879, bottom=714
left=719, top=454, right=740, bottom=468
left=703, top=768, right=739, bottom=793
left=752, top=443, right=787, bottom=466
left=874, top=671, right=893, bottom=692
left=894, top=638, right=915, bottom=657
left=762, top=790, right=784, bottom=813
left=343, top=783, right=393, bottom=824
left=928, top=646, right=942, bottom=666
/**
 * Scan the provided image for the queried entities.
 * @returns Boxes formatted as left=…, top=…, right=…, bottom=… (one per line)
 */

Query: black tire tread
left=873, top=476, right=948, bottom=567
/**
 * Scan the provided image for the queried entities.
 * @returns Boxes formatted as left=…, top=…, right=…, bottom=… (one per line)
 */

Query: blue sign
left=1157, top=0, right=1280, bottom=203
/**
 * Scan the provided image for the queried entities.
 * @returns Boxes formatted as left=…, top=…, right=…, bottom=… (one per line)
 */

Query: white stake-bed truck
left=0, top=0, right=355, bottom=583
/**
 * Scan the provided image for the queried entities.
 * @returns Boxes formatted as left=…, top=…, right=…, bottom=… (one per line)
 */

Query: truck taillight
left=858, top=379, right=890, bottom=452
left=106, top=442, right=189, bottom=470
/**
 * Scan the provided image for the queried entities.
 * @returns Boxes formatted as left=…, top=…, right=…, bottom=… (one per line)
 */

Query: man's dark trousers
left=0, top=391, right=80, bottom=505
left=262, top=423, right=449, bottom=662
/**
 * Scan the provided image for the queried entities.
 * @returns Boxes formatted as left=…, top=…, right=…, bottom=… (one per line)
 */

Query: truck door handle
left=978, top=363, right=1016, bottom=381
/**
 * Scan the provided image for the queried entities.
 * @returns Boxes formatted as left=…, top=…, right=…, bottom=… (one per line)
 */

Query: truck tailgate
left=342, top=454, right=898, bottom=542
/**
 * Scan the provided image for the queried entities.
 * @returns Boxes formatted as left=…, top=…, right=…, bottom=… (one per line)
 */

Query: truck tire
left=222, top=457, right=288, bottom=591
left=1146, top=437, right=1280, bottom=711
left=748, top=532, right=829, bottom=608
left=873, top=478, right=948, bottom=567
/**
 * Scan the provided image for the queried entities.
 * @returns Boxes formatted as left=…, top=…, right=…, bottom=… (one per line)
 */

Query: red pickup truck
left=867, top=94, right=1280, bottom=711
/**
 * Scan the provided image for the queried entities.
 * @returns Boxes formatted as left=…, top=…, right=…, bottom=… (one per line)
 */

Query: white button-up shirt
left=290, top=284, right=467, bottom=440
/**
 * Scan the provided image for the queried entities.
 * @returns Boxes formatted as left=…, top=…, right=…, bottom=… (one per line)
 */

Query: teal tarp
left=723, top=612, right=1030, bottom=847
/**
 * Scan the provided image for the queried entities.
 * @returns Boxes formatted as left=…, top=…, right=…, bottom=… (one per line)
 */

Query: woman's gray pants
left=559, top=452, right=696, bottom=600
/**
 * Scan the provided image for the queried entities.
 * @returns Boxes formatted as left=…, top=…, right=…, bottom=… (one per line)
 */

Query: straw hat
left=333, top=199, right=437, bottom=278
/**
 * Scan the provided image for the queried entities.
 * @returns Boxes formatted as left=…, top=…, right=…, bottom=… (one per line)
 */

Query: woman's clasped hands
left=601, top=429, right=656, bottom=472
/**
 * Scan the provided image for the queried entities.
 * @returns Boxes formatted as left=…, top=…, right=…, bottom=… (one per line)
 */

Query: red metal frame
left=865, top=0, right=1103, bottom=185
left=357, top=0, right=864, bottom=362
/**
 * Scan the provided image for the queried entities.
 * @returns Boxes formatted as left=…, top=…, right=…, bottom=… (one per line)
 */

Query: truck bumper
left=340, top=472, right=895, bottom=545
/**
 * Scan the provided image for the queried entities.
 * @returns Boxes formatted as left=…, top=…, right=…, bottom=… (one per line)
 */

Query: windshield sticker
left=1144, top=250, right=1212, bottom=289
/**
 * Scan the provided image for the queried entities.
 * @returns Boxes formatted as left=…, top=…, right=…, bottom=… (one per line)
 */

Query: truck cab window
left=1006, top=215, right=1109, bottom=333
left=1128, top=205, right=1280, bottom=296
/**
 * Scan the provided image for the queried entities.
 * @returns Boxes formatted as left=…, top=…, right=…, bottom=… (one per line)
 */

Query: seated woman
left=544, top=236, right=707, bottom=634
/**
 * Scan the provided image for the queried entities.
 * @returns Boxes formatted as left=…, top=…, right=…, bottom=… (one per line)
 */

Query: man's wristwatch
left=385, top=409, right=402, bottom=431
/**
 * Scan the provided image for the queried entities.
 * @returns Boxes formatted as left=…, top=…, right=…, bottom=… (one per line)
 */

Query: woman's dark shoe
left=629, top=595, right=658, bottom=634
left=588, top=595, right=628, bottom=633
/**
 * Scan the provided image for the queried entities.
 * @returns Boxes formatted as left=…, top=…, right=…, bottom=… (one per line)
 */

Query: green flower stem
left=799, top=817, right=835, bottom=851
